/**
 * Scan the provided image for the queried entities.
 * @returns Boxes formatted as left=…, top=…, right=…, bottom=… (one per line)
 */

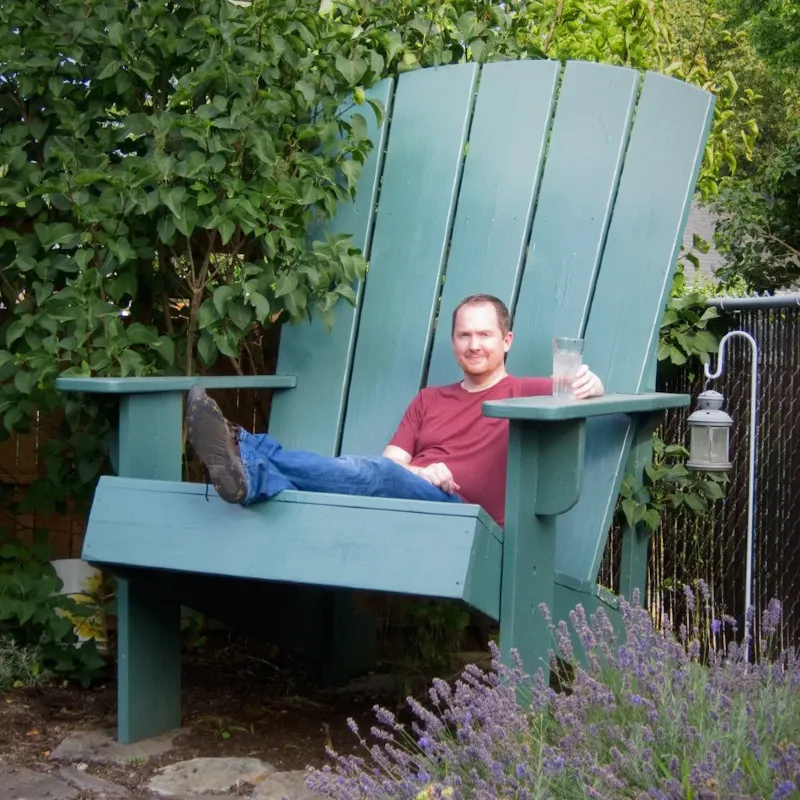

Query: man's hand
left=383, top=446, right=460, bottom=494
left=413, top=462, right=460, bottom=494
left=572, top=365, right=604, bottom=400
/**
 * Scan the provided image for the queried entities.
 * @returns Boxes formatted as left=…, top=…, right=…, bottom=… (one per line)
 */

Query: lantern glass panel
left=710, top=426, right=729, bottom=463
left=690, top=423, right=729, bottom=466
left=690, top=425, right=712, bottom=464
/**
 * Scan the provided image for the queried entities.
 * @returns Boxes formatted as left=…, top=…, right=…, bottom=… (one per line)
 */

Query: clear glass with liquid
left=552, top=336, right=584, bottom=398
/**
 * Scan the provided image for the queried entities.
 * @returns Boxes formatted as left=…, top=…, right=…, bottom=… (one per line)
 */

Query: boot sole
left=186, top=391, right=247, bottom=504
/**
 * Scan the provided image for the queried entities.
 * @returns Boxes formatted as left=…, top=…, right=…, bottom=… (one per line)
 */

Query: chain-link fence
left=603, top=298, right=800, bottom=649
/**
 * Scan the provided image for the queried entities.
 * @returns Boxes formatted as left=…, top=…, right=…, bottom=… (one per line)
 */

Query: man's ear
left=503, top=331, right=514, bottom=352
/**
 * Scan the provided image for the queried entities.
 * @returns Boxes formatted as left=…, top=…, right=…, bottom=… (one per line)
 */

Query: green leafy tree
left=720, top=0, right=800, bottom=72
left=709, top=0, right=800, bottom=290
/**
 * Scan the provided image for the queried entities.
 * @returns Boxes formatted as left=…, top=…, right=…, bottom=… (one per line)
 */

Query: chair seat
left=84, top=477, right=504, bottom=620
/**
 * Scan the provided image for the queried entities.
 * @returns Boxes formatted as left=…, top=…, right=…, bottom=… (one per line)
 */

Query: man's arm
left=382, top=446, right=461, bottom=494
left=383, top=444, right=413, bottom=466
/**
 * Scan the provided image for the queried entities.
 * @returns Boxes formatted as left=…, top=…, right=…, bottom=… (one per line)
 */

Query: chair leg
left=116, top=578, right=182, bottom=743
left=320, top=589, right=380, bottom=686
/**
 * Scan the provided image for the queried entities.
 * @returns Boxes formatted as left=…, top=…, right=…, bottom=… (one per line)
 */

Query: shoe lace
left=202, top=464, right=211, bottom=502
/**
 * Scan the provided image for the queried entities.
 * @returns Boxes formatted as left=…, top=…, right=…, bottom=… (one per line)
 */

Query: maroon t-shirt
left=387, top=374, right=552, bottom=527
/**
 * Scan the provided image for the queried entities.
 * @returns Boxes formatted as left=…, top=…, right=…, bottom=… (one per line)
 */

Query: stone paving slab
left=49, top=728, right=186, bottom=766
left=252, top=770, right=323, bottom=800
left=147, top=757, right=277, bottom=797
left=58, top=766, right=131, bottom=797
left=0, top=764, right=79, bottom=800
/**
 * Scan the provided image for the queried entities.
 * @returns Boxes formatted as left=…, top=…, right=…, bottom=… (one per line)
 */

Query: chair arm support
left=53, top=375, right=295, bottom=481
left=54, top=375, right=296, bottom=394
left=494, top=392, right=688, bottom=518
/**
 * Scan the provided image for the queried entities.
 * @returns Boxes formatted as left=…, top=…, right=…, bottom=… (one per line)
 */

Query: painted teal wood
left=426, top=59, right=560, bottom=387
left=82, top=476, right=503, bottom=620
left=116, top=579, right=181, bottom=744
left=268, top=80, right=394, bottom=455
left=500, top=421, right=556, bottom=677
left=483, top=392, right=690, bottom=420
left=54, top=375, right=296, bottom=394
left=532, top=420, right=586, bottom=516
left=115, top=393, right=183, bottom=480
left=507, top=61, right=640, bottom=378
left=340, top=63, right=479, bottom=455
left=553, top=70, right=716, bottom=585
left=113, top=393, right=184, bottom=742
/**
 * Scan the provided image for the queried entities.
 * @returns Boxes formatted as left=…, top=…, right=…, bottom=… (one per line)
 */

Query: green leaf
left=692, top=233, right=711, bottom=254
left=97, top=60, right=122, bottom=80
left=382, top=30, right=403, bottom=62
left=198, top=300, right=219, bottom=330
left=341, top=159, right=362, bottom=190
left=275, top=273, right=299, bottom=298
left=218, top=218, right=235, bottom=246
left=6, top=320, right=27, bottom=347
left=125, top=323, right=157, bottom=345
left=684, top=493, right=706, bottom=514
left=621, top=498, right=637, bottom=527
left=228, top=302, right=252, bottom=331
left=109, top=271, right=138, bottom=302
left=197, top=332, right=216, bottom=365
left=296, top=80, right=316, bottom=105
left=152, top=336, right=175, bottom=366
left=34, top=222, right=76, bottom=249
left=163, top=186, right=187, bottom=219
left=692, top=331, right=718, bottom=353
left=249, top=291, right=270, bottom=323
left=669, top=346, right=687, bottom=365
left=213, top=285, right=235, bottom=316
left=335, top=55, right=368, bottom=86
left=216, top=334, right=238, bottom=358
left=14, top=370, right=37, bottom=395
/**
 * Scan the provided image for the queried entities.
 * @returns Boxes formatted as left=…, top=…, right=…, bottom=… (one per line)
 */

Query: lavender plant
left=307, top=583, right=799, bottom=799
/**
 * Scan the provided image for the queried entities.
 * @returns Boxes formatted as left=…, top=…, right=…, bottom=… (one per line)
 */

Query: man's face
left=451, top=303, right=513, bottom=379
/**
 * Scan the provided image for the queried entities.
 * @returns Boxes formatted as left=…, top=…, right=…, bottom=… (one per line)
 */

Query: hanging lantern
left=686, top=389, right=733, bottom=472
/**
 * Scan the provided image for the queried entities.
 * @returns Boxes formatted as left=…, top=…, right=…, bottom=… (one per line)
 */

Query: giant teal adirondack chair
left=56, top=59, right=715, bottom=744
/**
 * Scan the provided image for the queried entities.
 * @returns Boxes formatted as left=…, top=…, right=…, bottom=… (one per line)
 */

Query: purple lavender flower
left=772, top=780, right=795, bottom=799
left=307, top=589, right=800, bottom=800
left=683, top=583, right=696, bottom=612
left=763, top=598, right=783, bottom=637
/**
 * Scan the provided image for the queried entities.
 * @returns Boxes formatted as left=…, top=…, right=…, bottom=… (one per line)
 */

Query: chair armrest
left=54, top=375, right=296, bottom=394
left=483, top=391, right=689, bottom=421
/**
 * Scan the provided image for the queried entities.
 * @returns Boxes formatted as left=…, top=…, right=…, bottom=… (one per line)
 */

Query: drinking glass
left=552, top=336, right=584, bottom=398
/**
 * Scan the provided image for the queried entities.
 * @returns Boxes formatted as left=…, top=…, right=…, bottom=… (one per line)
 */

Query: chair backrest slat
left=339, top=64, right=479, bottom=455
left=555, top=70, right=715, bottom=581
left=269, top=80, right=394, bottom=454
left=507, top=61, right=640, bottom=377
left=426, top=60, right=560, bottom=388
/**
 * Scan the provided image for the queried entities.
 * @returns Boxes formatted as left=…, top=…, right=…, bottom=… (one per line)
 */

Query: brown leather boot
left=186, top=385, right=247, bottom=504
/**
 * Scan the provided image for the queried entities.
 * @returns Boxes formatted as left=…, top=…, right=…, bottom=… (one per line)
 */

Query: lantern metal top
left=687, top=389, right=733, bottom=427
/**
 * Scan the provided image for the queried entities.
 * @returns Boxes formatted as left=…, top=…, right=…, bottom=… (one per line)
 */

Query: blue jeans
left=237, top=429, right=464, bottom=507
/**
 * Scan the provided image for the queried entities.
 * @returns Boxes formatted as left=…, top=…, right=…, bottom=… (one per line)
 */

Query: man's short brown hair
left=451, top=294, right=511, bottom=336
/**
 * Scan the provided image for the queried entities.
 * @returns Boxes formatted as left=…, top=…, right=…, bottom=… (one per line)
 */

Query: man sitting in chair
left=186, top=294, right=605, bottom=527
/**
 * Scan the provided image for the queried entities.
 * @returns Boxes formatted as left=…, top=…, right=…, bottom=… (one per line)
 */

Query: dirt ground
left=0, top=632, right=414, bottom=795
